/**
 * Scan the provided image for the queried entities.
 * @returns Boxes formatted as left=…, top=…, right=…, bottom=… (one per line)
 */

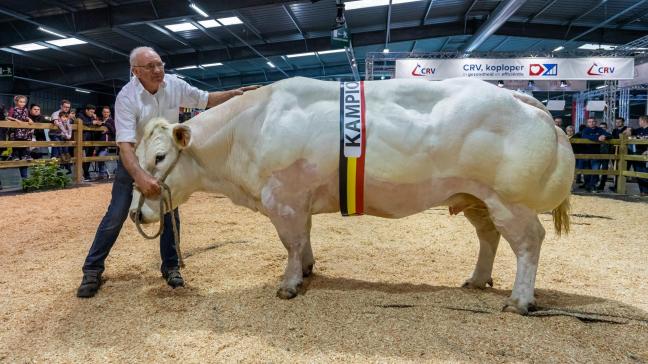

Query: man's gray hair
left=129, top=46, right=156, bottom=67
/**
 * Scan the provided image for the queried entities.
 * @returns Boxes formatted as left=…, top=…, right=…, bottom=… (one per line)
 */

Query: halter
left=133, top=149, right=185, bottom=267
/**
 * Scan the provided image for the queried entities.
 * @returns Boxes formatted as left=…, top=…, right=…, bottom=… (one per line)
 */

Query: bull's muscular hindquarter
left=132, top=77, right=574, bottom=315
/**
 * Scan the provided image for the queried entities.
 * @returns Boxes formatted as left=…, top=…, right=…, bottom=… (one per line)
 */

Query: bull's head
left=129, top=118, right=194, bottom=224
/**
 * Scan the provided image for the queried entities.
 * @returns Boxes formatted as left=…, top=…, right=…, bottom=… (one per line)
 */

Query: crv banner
left=394, top=58, right=635, bottom=80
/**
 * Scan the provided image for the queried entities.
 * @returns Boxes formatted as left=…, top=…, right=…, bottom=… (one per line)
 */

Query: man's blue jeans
left=583, top=159, right=602, bottom=190
left=82, top=161, right=180, bottom=273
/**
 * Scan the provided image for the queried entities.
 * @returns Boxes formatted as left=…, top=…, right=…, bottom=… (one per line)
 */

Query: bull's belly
left=311, top=173, right=495, bottom=219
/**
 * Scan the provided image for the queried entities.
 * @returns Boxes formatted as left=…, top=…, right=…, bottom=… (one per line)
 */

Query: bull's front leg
left=262, top=177, right=314, bottom=299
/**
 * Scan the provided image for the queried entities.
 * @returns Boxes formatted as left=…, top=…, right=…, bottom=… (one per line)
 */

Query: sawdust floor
left=1, top=185, right=647, bottom=363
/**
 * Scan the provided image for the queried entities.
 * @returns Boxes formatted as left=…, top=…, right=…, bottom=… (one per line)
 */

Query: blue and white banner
left=395, top=58, right=635, bottom=80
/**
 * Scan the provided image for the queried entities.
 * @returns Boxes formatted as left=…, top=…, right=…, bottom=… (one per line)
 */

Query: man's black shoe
left=162, top=268, right=185, bottom=288
left=77, top=271, right=102, bottom=298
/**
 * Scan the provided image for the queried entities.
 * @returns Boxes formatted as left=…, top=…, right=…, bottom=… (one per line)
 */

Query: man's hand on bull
left=135, top=173, right=162, bottom=198
left=206, top=85, right=260, bottom=108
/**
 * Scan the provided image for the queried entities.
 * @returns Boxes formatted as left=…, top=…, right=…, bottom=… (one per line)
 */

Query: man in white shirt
left=77, top=47, right=257, bottom=297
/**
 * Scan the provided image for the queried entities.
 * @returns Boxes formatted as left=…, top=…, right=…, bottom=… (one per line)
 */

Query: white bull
left=130, top=77, right=574, bottom=315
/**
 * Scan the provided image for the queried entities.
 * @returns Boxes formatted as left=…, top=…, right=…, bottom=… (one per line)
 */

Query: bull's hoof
left=276, top=287, right=298, bottom=300
left=302, top=264, right=314, bottom=277
left=462, top=277, right=493, bottom=289
left=502, top=298, right=536, bottom=315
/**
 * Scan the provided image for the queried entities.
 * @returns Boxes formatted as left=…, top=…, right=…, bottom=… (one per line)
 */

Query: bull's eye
left=155, top=154, right=166, bottom=164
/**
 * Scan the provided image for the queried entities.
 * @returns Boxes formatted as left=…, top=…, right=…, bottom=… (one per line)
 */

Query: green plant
left=21, top=158, right=72, bottom=192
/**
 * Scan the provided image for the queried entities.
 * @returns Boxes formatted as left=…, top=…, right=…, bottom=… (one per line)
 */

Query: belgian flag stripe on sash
left=339, top=81, right=366, bottom=216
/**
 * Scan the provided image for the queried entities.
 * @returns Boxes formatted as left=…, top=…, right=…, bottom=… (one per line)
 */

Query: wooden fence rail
left=0, top=119, right=118, bottom=185
left=571, top=135, right=648, bottom=194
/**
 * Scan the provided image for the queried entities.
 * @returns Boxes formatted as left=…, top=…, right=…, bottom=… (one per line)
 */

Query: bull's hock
left=130, top=77, right=574, bottom=315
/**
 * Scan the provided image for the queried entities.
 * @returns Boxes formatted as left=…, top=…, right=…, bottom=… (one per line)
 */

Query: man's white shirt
left=115, top=74, right=208, bottom=144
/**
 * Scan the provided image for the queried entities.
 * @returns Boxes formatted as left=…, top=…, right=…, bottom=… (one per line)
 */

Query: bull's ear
left=172, top=124, right=192, bottom=149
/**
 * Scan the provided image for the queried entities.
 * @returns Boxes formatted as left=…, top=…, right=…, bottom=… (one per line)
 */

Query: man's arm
left=118, top=142, right=161, bottom=198
left=206, top=86, right=259, bottom=108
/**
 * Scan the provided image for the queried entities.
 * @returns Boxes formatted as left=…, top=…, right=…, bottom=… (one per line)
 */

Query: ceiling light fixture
left=11, top=43, right=47, bottom=51
left=345, top=0, right=422, bottom=10
left=317, top=49, right=346, bottom=55
left=189, top=2, right=209, bottom=18
left=38, top=27, right=66, bottom=38
left=286, top=52, right=316, bottom=58
left=164, top=22, right=198, bottom=32
left=218, top=17, right=243, bottom=25
left=198, top=19, right=221, bottom=28
left=46, top=38, right=87, bottom=47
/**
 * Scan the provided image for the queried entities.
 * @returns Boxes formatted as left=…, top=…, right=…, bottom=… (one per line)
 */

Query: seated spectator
left=623, top=115, right=648, bottom=196
left=581, top=117, right=611, bottom=193
left=554, top=117, right=563, bottom=130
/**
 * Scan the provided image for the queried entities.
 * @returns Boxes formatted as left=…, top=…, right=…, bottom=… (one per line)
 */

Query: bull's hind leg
left=485, top=198, right=545, bottom=315
left=462, top=205, right=500, bottom=289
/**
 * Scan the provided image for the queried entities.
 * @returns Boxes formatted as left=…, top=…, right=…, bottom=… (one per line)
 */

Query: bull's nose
left=129, top=209, right=141, bottom=223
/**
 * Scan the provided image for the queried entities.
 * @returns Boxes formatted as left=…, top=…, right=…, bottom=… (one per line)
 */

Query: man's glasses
left=133, top=62, right=165, bottom=71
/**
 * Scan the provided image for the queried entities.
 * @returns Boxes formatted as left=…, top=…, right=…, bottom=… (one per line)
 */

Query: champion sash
left=339, top=81, right=366, bottom=216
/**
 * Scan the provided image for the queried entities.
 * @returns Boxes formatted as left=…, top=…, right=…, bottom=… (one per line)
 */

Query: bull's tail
left=552, top=196, right=571, bottom=236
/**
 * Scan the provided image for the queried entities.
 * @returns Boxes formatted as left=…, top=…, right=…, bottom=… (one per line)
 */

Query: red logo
left=529, top=64, right=546, bottom=76
left=587, top=63, right=615, bottom=76
left=411, top=64, right=435, bottom=76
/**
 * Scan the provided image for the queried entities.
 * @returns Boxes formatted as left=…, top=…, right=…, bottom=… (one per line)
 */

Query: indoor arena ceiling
left=1, top=0, right=648, bottom=93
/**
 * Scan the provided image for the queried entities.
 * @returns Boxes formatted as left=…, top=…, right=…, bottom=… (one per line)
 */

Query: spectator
left=28, top=104, right=48, bottom=159
left=596, top=122, right=612, bottom=191
left=554, top=117, right=563, bottom=130
left=50, top=111, right=73, bottom=172
left=51, top=99, right=71, bottom=122
left=581, top=117, right=611, bottom=193
left=610, top=117, right=628, bottom=191
left=7, top=95, right=34, bottom=162
left=78, top=104, right=99, bottom=181
left=612, top=117, right=627, bottom=139
left=572, top=124, right=587, bottom=185
left=623, top=115, right=648, bottom=196
left=96, top=106, right=115, bottom=179
left=565, top=125, right=575, bottom=138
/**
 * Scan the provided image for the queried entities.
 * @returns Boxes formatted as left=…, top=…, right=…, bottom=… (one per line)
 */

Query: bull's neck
left=182, top=92, right=265, bottom=200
